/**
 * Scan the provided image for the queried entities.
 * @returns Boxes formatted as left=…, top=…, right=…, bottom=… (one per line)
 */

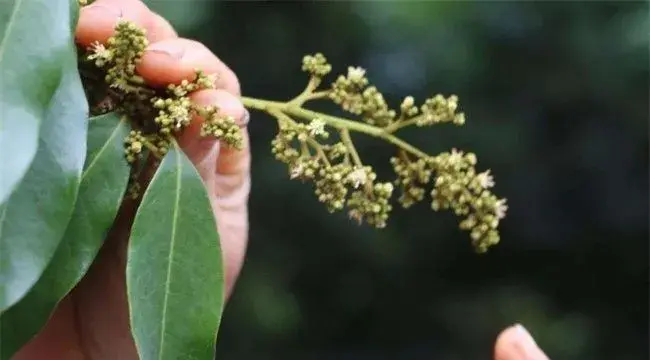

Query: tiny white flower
left=109, top=79, right=128, bottom=90
left=448, top=148, right=463, bottom=164
left=447, top=95, right=459, bottom=112
left=476, top=170, right=495, bottom=188
left=401, top=96, right=415, bottom=110
left=347, top=66, right=366, bottom=82
left=87, top=41, right=112, bottom=61
left=495, top=199, right=508, bottom=219
left=169, top=106, right=190, bottom=129
left=347, top=168, right=368, bottom=189
left=348, top=210, right=363, bottom=225
left=307, top=118, right=327, bottom=137
left=290, top=163, right=304, bottom=179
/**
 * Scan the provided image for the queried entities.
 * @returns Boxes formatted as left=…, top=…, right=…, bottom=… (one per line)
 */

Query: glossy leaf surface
left=0, top=0, right=79, bottom=203
left=0, top=40, right=88, bottom=311
left=127, top=145, right=225, bottom=360
left=0, top=113, right=131, bottom=360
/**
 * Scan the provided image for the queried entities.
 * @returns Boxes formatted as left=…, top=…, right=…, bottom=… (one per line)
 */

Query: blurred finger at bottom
left=494, top=324, right=550, bottom=360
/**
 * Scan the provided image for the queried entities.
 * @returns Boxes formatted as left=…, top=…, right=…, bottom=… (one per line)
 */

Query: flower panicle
left=80, top=20, right=508, bottom=253
left=281, top=53, right=507, bottom=252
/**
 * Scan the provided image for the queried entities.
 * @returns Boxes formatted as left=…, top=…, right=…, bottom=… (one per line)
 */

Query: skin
left=13, top=1, right=551, bottom=359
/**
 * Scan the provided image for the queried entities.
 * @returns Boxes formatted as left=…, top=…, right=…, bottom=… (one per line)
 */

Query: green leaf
left=0, top=40, right=88, bottom=311
left=0, top=0, right=80, bottom=203
left=0, top=113, right=131, bottom=360
left=127, top=144, right=224, bottom=360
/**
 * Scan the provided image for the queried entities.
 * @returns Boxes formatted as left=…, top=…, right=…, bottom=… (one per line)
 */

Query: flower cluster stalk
left=79, top=20, right=508, bottom=253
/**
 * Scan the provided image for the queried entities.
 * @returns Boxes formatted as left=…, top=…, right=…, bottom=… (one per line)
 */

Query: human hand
left=14, top=0, right=250, bottom=358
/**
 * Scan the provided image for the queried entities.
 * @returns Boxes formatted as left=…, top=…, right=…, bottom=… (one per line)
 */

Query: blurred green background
left=145, top=1, right=648, bottom=359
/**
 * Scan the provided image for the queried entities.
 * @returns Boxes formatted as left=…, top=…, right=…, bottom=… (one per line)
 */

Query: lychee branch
left=241, top=97, right=430, bottom=159
left=79, top=20, right=508, bottom=253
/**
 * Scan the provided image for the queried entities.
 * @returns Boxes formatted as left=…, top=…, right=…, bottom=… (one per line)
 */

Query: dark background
left=146, top=1, right=648, bottom=359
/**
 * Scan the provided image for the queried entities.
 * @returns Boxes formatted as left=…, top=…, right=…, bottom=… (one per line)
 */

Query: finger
left=178, top=89, right=250, bottom=198
left=136, top=38, right=241, bottom=95
left=494, top=324, right=550, bottom=360
left=177, top=89, right=250, bottom=298
left=76, top=0, right=152, bottom=47
left=147, top=12, right=178, bottom=43
left=211, top=128, right=250, bottom=300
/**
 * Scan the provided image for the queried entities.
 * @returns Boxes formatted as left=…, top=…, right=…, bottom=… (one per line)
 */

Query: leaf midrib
left=158, top=150, right=182, bottom=360
left=81, top=119, right=124, bottom=182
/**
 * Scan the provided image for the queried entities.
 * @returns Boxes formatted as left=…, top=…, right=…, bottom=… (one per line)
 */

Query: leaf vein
left=158, top=149, right=182, bottom=360
left=81, top=118, right=125, bottom=182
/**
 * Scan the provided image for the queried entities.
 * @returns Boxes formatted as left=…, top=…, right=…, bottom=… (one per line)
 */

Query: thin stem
left=243, top=97, right=379, bottom=134
left=306, top=138, right=332, bottom=167
left=265, top=107, right=296, bottom=128
left=267, top=106, right=331, bottom=167
left=398, top=149, right=411, bottom=164
left=384, top=117, right=421, bottom=133
left=288, top=76, right=321, bottom=106
left=339, top=128, right=362, bottom=168
left=306, top=90, right=330, bottom=101
left=340, top=125, right=373, bottom=195
left=300, top=140, right=310, bottom=157
left=142, top=138, right=163, bottom=158
left=241, top=96, right=430, bottom=159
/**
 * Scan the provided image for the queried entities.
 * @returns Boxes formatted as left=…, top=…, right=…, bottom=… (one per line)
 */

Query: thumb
left=494, top=324, right=550, bottom=360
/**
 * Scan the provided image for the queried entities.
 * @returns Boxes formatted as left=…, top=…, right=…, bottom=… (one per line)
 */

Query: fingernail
left=239, top=110, right=250, bottom=128
left=146, top=42, right=185, bottom=60
left=513, top=324, right=537, bottom=346
left=83, top=4, right=123, bottom=20
left=513, top=324, right=549, bottom=360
